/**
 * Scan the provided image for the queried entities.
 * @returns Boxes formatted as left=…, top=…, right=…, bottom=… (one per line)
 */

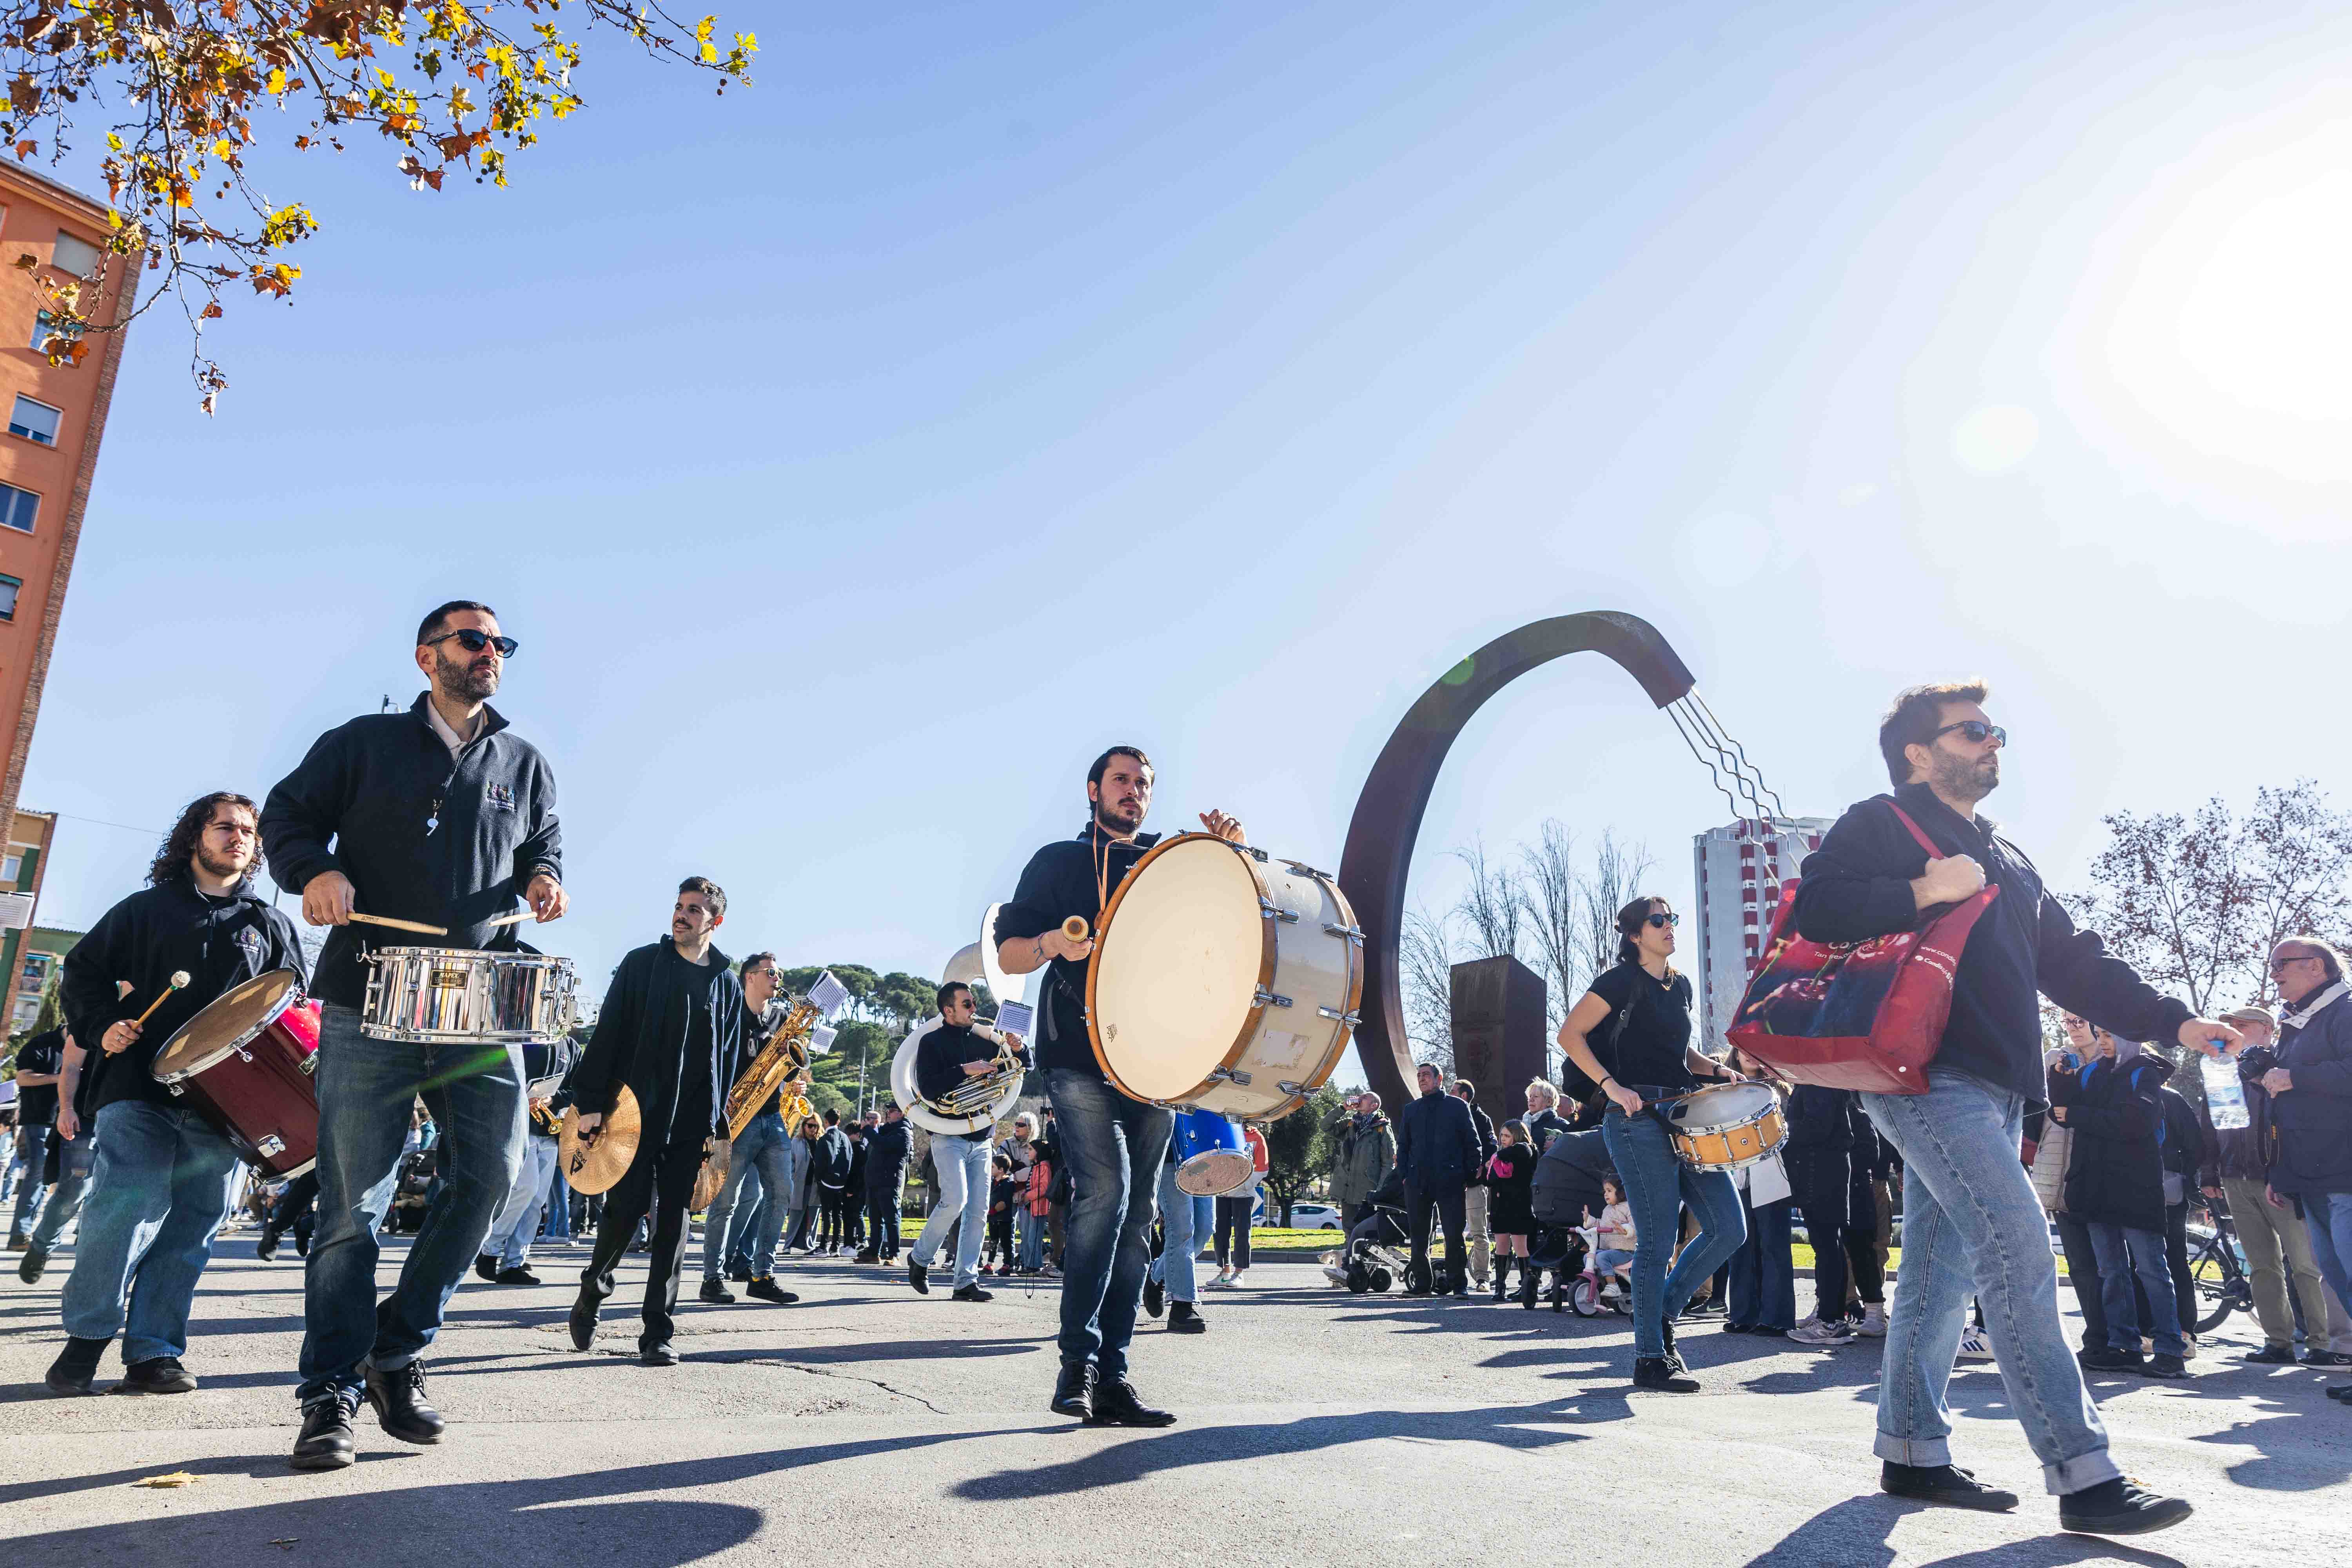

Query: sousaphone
left=893, top=902, right=1031, bottom=1137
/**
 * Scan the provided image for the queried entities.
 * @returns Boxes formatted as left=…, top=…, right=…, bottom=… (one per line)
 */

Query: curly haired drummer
left=43, top=791, right=304, bottom=1397
left=260, top=600, right=568, bottom=1471
left=993, top=743, right=1246, bottom=1429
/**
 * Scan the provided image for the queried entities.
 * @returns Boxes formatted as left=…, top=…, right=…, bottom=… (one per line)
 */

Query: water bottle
left=2201, top=1043, right=2250, bottom=1131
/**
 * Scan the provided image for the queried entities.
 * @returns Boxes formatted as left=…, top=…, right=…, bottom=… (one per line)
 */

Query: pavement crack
left=744, top=1357, right=948, bottom=1414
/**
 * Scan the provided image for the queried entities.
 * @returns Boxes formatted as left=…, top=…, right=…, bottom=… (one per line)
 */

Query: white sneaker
left=1790, top=1317, right=1857, bottom=1346
left=1322, top=1265, right=1348, bottom=1287
left=1211, top=1267, right=1234, bottom=1287
left=1956, top=1326, right=1994, bottom=1360
left=1857, top=1303, right=1887, bottom=1338
left=1229, top=1270, right=1247, bottom=1289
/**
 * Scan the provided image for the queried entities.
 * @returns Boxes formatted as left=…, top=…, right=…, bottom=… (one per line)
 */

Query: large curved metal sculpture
left=1337, top=612, right=1708, bottom=1113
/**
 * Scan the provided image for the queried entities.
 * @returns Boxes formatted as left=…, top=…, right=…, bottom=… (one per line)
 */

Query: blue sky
left=23, top=2, right=2352, bottom=1080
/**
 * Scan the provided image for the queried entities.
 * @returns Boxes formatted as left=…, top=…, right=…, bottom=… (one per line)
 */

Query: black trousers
left=2054, top=1212, right=2109, bottom=1353
left=581, top=1135, right=704, bottom=1348
left=1843, top=1164, right=1884, bottom=1309
left=817, top=1188, right=849, bottom=1249
left=1214, top=1194, right=1253, bottom=1269
left=265, top=1171, right=319, bottom=1238
left=867, top=1183, right=902, bottom=1257
left=1407, top=1180, right=1466, bottom=1289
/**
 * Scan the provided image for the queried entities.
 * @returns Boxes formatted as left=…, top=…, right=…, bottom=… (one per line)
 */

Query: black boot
left=364, top=1359, right=445, bottom=1444
left=1632, top=1356, right=1699, bottom=1393
left=568, top=1290, right=599, bottom=1352
left=290, top=1392, right=358, bottom=1471
left=1492, top=1259, right=1513, bottom=1302
left=45, top=1336, right=110, bottom=1396
left=1050, top=1360, right=1096, bottom=1419
left=1659, top=1316, right=1686, bottom=1374
left=1088, top=1375, right=1178, bottom=1428
left=256, top=1228, right=282, bottom=1261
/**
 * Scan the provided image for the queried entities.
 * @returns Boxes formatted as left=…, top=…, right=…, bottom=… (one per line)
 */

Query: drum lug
left=1277, top=1080, right=1306, bottom=1096
left=166, top=1082, right=183, bottom=1097
left=1317, top=1006, right=1361, bottom=1026
left=1233, top=844, right=1269, bottom=863
left=256, top=1135, right=286, bottom=1158
left=1283, top=860, right=1330, bottom=882
left=1321, top=922, right=1364, bottom=943
left=1251, top=987, right=1292, bottom=1009
left=298, top=1053, right=316, bottom=1076
left=1259, top=902, right=1299, bottom=924
left=1208, top=1066, right=1254, bottom=1087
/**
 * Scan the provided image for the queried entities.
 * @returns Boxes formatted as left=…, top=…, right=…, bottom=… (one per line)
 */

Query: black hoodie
left=62, top=877, right=305, bottom=1116
left=570, top=938, right=744, bottom=1147
left=260, top=693, right=562, bottom=1008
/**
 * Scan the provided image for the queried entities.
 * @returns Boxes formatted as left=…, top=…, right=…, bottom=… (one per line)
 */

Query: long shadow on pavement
left=1741, top=1494, right=2189, bottom=1567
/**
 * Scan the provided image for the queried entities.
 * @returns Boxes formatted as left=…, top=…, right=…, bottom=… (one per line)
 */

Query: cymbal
left=559, top=1086, right=641, bottom=1195
left=690, top=1136, right=730, bottom=1212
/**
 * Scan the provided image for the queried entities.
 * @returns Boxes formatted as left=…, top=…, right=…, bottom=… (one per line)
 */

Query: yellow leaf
left=269, top=67, right=287, bottom=94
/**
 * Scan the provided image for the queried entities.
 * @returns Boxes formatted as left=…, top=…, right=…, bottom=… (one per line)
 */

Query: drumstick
left=1062, top=916, right=1090, bottom=943
left=130, top=971, right=191, bottom=1028
left=348, top=912, right=450, bottom=936
left=485, top=910, right=535, bottom=928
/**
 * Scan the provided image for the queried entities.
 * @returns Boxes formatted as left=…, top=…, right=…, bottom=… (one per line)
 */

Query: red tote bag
left=1726, top=799, right=1999, bottom=1095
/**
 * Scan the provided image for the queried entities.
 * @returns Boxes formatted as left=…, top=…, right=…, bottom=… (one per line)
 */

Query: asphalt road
left=3, top=1224, right=2348, bottom=1566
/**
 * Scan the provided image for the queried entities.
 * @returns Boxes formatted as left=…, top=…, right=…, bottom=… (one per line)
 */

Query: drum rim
left=1086, top=832, right=1276, bottom=1108
left=1666, top=1082, right=1779, bottom=1136
left=151, top=968, right=304, bottom=1086
left=369, top=946, right=577, bottom=969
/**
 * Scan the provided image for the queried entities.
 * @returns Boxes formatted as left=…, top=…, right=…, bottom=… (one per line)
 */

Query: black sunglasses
left=2271, top=954, right=2323, bottom=974
left=1643, top=912, right=1679, bottom=929
left=426, top=629, right=520, bottom=657
left=1931, top=719, right=2006, bottom=747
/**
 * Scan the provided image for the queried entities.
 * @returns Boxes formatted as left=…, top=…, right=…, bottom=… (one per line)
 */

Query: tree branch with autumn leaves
left=0, top=1, right=755, bottom=410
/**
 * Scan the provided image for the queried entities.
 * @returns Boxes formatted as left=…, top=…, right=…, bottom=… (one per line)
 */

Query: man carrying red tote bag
left=1765, top=680, right=2240, bottom=1539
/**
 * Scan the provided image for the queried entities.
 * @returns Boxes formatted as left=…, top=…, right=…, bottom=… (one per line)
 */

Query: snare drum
left=1173, top=1107, right=1257, bottom=1197
left=150, top=969, right=321, bottom=1178
left=1661, top=1081, right=1787, bottom=1173
left=1088, top=833, right=1361, bottom=1121
left=361, top=947, right=577, bottom=1044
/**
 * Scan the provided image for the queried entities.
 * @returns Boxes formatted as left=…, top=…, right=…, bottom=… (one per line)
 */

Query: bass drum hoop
left=151, top=969, right=304, bottom=1086
left=1085, top=832, right=1278, bottom=1109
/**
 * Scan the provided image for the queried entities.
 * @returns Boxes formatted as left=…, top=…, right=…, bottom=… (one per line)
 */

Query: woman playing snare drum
left=1556, top=895, right=1747, bottom=1393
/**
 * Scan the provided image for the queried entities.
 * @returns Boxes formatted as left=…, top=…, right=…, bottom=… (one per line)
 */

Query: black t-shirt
left=1586, top=964, right=1697, bottom=1093
left=994, top=823, right=1162, bottom=1077
left=665, top=945, right=719, bottom=1128
left=13, top=1029, right=63, bottom=1128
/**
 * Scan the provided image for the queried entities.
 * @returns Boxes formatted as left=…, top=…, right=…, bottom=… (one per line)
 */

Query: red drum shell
left=151, top=971, right=321, bottom=1179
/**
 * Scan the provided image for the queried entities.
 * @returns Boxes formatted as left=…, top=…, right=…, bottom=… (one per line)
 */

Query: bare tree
left=2240, top=780, right=2352, bottom=998
left=1519, top=820, right=1579, bottom=1037
left=1451, top=838, right=1525, bottom=962
left=1399, top=904, right=1458, bottom=1072
left=2082, top=799, right=2256, bottom=1018
left=1576, top=829, right=1655, bottom=983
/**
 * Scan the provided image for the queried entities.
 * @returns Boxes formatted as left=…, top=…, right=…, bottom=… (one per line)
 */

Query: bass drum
left=1172, top=1107, right=1256, bottom=1197
left=1088, top=833, right=1359, bottom=1120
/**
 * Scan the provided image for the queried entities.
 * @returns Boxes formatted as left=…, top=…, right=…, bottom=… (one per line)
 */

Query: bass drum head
left=1175, top=1149, right=1258, bottom=1198
left=152, top=969, right=299, bottom=1083
left=1091, top=837, right=1265, bottom=1102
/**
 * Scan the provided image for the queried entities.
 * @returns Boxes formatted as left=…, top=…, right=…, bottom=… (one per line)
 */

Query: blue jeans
left=1862, top=1069, right=2119, bottom=1494
left=484, top=1134, right=561, bottom=1270
left=1047, top=1068, right=1172, bottom=1376
left=1601, top=1107, right=1746, bottom=1359
left=914, top=1129, right=993, bottom=1289
left=1147, top=1160, right=1208, bottom=1302
left=29, top=1122, right=96, bottom=1252
left=1017, top=1205, right=1046, bottom=1269
left=2087, top=1223, right=2183, bottom=1357
left=2300, top=1190, right=2352, bottom=1330
left=60, top=1101, right=240, bottom=1362
left=1728, top=1191, right=1796, bottom=1330
left=704, top=1113, right=791, bottom=1280
left=541, top=1149, right=571, bottom=1240
left=298, top=1003, right=525, bottom=1405
left=10, top=1124, right=48, bottom=1235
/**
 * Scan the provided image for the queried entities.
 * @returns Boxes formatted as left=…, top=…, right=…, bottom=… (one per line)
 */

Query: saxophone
left=723, top=996, right=820, bottom=1142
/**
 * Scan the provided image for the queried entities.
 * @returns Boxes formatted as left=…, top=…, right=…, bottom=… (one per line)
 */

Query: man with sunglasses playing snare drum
left=262, top=601, right=568, bottom=1472
left=1792, top=680, right=2240, bottom=1537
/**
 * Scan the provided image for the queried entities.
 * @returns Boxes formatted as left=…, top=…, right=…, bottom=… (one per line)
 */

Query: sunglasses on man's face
left=1643, top=912, right=1679, bottom=929
left=426, top=628, right=520, bottom=657
left=2271, top=955, right=2323, bottom=975
left=1932, top=719, right=2006, bottom=747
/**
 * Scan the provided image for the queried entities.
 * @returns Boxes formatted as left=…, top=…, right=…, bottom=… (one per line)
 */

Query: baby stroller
left=1564, top=1222, right=1632, bottom=1318
left=1522, top=1220, right=1585, bottom=1312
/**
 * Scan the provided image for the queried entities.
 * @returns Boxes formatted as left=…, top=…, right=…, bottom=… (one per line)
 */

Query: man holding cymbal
left=261, top=600, right=567, bottom=1470
left=565, top=877, right=745, bottom=1367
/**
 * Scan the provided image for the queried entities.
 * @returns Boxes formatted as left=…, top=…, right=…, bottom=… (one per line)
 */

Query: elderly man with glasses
left=2258, top=939, right=2352, bottom=1399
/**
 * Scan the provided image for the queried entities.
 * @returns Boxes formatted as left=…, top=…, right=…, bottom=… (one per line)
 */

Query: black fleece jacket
left=62, top=877, right=305, bottom=1116
left=993, top=822, right=1163, bottom=1078
left=260, top=693, right=562, bottom=1008
left=570, top=938, right=743, bottom=1146
left=1792, top=784, right=2191, bottom=1102
left=864, top=1118, right=911, bottom=1185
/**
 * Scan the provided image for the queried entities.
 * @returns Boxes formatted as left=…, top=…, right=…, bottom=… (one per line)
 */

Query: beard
left=435, top=647, right=499, bottom=703
left=1929, top=748, right=1998, bottom=804
left=1094, top=796, right=1145, bottom=833
left=194, top=844, right=250, bottom=883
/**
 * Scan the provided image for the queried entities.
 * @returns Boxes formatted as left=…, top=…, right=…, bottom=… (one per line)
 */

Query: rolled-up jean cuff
left=1873, top=1433, right=1950, bottom=1468
left=2043, top=1448, right=2123, bottom=1496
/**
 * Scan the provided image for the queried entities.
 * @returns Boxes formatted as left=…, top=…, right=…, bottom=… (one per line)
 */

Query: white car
left=1255, top=1200, right=1343, bottom=1230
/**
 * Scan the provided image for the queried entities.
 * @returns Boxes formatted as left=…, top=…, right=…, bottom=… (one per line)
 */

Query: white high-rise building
left=1692, top=815, right=1835, bottom=1051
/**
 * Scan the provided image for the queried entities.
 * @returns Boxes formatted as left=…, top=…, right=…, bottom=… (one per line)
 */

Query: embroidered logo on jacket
left=485, top=783, right=516, bottom=810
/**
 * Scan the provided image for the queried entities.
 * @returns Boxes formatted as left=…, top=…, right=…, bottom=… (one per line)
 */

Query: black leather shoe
left=747, top=1277, right=797, bottom=1304
left=2141, top=1353, right=2188, bottom=1379
left=2242, top=1343, right=2298, bottom=1364
left=1881, top=1461, right=2019, bottom=1511
left=2305, top=1349, right=2352, bottom=1367
left=1168, top=1301, right=1207, bottom=1334
left=1087, top=1376, right=1177, bottom=1427
left=728, top=1266, right=752, bottom=1283
left=44, top=1336, right=110, bottom=1396
left=569, top=1292, right=599, bottom=1351
left=18, top=1244, right=47, bottom=1283
left=2059, top=1477, right=2193, bottom=1536
left=1143, top=1277, right=1165, bottom=1318
left=2082, top=1347, right=2143, bottom=1373
left=908, top=1258, right=930, bottom=1295
left=853, top=1250, right=878, bottom=1264
left=290, top=1394, right=358, bottom=1470
left=1632, top=1357, right=1699, bottom=1393
left=1051, top=1361, right=1096, bottom=1419
left=2325, top=1382, right=2352, bottom=1401
left=952, top=1283, right=993, bottom=1303
left=473, top=1254, right=498, bottom=1283
left=700, top=1279, right=736, bottom=1305
left=364, top=1361, right=445, bottom=1444
left=114, top=1356, right=198, bottom=1395
left=495, top=1266, right=540, bottom=1286
left=641, top=1342, right=679, bottom=1367
left=255, top=1230, right=281, bottom=1261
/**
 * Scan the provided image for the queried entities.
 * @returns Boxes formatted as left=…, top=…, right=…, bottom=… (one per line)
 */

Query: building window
left=51, top=230, right=102, bottom=279
left=0, top=573, right=18, bottom=622
left=0, top=485, right=34, bottom=534
left=9, top=395, right=60, bottom=446
left=0, top=854, right=17, bottom=882
left=31, top=310, right=83, bottom=352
